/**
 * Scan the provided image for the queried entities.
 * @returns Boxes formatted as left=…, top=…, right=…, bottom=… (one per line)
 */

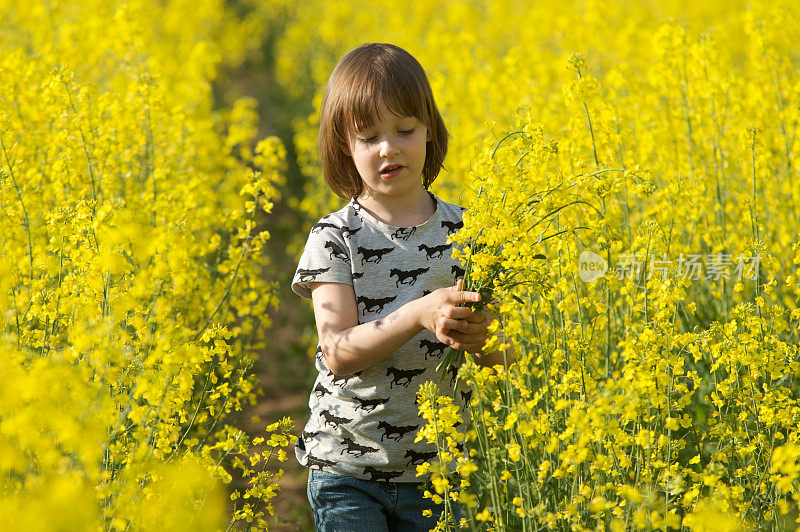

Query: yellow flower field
left=1, top=0, right=292, bottom=529
left=272, top=0, right=800, bottom=529
left=2, top=0, right=799, bottom=530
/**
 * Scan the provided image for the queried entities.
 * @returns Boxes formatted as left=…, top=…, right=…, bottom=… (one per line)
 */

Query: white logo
left=578, top=250, right=607, bottom=282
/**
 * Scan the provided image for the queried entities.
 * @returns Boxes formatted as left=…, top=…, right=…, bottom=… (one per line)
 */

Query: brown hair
left=317, top=43, right=448, bottom=199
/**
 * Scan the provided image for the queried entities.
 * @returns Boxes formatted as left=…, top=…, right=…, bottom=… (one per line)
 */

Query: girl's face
left=344, top=101, right=430, bottom=200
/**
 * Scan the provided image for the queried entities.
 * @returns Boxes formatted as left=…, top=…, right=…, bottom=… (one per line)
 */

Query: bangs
left=338, top=55, right=431, bottom=134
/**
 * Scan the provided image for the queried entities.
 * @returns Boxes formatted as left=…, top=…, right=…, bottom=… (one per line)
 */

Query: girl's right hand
left=417, top=279, right=488, bottom=352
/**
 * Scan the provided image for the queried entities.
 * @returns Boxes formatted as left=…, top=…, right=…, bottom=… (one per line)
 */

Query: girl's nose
left=379, top=138, right=399, bottom=158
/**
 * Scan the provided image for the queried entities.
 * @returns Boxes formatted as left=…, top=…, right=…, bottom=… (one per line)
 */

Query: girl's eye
left=355, top=128, right=414, bottom=143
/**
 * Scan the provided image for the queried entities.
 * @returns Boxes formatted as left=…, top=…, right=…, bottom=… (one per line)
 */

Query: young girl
left=291, top=42, right=503, bottom=531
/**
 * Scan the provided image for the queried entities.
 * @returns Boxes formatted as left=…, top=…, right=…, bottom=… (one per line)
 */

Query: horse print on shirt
left=363, top=466, right=403, bottom=482
left=297, top=267, right=330, bottom=282
left=357, top=295, right=397, bottom=316
left=452, top=264, right=466, bottom=280
left=386, top=366, right=426, bottom=388
left=418, top=243, right=451, bottom=260
left=389, top=267, right=429, bottom=287
left=307, top=455, right=337, bottom=469
left=325, top=241, right=349, bottom=263
left=312, top=221, right=339, bottom=233
left=377, top=421, right=419, bottom=441
left=354, top=396, right=389, bottom=412
left=328, top=370, right=362, bottom=388
left=391, top=227, right=416, bottom=241
left=446, top=364, right=459, bottom=386
left=419, top=338, right=447, bottom=359
left=341, top=225, right=362, bottom=238
left=405, top=449, right=438, bottom=465
left=320, top=409, right=352, bottom=428
left=340, top=437, right=380, bottom=457
left=460, top=389, right=473, bottom=409
left=441, top=220, right=464, bottom=235
left=313, top=382, right=332, bottom=398
left=358, top=245, right=394, bottom=264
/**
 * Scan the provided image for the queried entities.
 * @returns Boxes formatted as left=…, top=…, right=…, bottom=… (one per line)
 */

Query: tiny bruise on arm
left=372, top=310, right=401, bottom=329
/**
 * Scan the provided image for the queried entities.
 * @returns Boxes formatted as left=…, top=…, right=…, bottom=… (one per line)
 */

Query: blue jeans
left=307, top=468, right=461, bottom=531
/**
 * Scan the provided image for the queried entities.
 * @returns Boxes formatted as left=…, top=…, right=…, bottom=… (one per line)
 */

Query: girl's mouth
left=380, top=164, right=403, bottom=178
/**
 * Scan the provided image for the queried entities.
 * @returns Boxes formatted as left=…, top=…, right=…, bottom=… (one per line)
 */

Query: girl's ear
left=426, top=128, right=432, bottom=142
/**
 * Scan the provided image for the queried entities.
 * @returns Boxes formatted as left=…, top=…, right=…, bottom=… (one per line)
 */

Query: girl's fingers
left=446, top=306, right=473, bottom=319
left=450, top=278, right=480, bottom=305
left=445, top=338, right=484, bottom=353
left=453, top=290, right=480, bottom=306
left=439, top=317, right=483, bottom=334
left=446, top=329, right=487, bottom=344
left=465, top=309, right=489, bottom=323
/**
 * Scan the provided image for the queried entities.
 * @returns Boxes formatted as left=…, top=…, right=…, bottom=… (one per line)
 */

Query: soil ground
left=232, top=196, right=319, bottom=531
left=216, top=43, right=322, bottom=532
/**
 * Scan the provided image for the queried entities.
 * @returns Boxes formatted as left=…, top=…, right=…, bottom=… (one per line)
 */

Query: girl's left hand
left=443, top=307, right=490, bottom=353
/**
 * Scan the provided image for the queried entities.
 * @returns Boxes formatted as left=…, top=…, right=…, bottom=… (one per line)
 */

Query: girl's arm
left=310, top=280, right=485, bottom=375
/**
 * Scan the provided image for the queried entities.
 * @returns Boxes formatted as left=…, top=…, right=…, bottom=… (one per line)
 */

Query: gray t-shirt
left=291, top=191, right=470, bottom=482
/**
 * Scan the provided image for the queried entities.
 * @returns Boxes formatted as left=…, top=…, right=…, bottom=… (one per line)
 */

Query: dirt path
left=229, top=286, right=316, bottom=531
left=241, top=250, right=317, bottom=531
left=236, top=191, right=319, bottom=530
left=214, top=43, right=320, bottom=531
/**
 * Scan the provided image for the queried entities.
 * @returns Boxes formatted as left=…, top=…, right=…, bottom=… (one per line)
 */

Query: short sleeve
left=291, top=218, right=354, bottom=300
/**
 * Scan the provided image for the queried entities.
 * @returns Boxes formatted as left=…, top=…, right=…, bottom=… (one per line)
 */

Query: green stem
left=0, top=134, right=33, bottom=282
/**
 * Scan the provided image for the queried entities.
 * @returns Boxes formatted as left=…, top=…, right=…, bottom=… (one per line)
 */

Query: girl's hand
left=448, top=306, right=491, bottom=353
left=417, top=279, right=490, bottom=353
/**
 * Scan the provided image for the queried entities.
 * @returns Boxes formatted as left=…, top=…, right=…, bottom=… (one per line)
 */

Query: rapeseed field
left=2, top=0, right=798, bottom=530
